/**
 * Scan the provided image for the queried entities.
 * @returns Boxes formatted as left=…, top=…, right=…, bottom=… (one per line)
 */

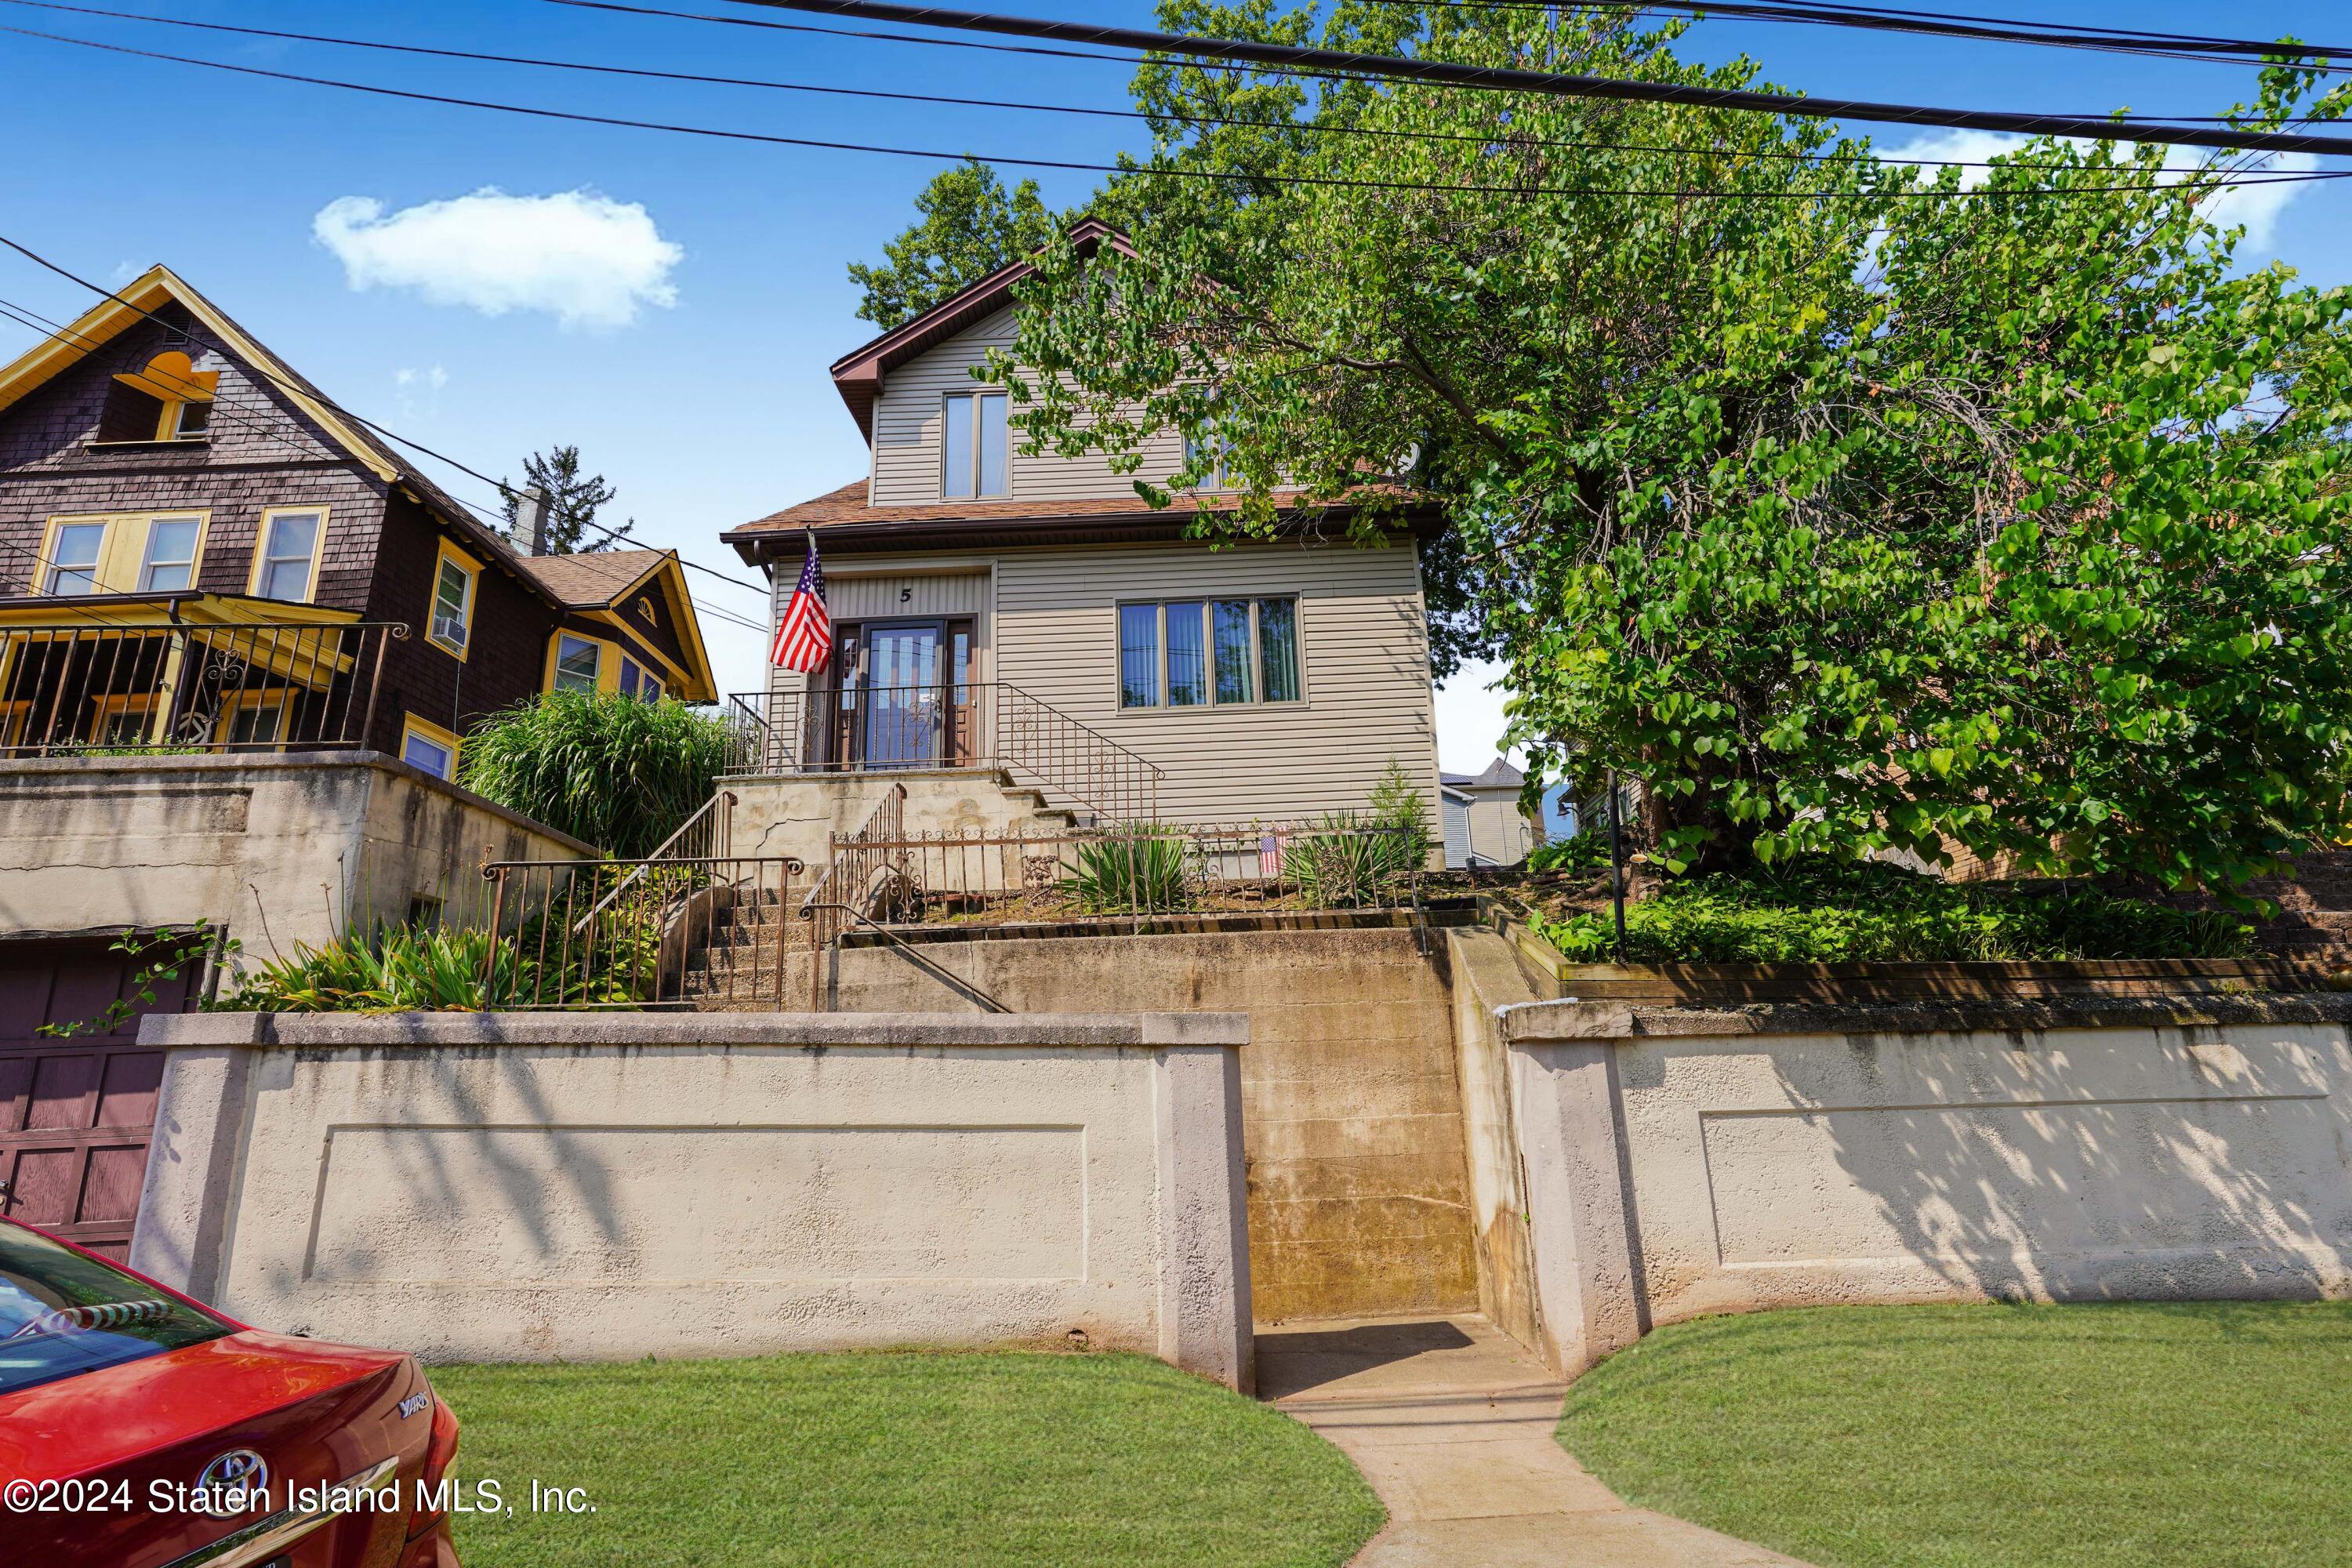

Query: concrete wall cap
left=140, top=1010, right=1250, bottom=1051
left=1500, top=991, right=2352, bottom=1045
left=0, top=750, right=598, bottom=856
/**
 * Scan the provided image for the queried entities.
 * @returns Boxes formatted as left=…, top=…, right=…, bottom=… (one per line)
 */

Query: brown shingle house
left=0, top=265, right=716, bottom=779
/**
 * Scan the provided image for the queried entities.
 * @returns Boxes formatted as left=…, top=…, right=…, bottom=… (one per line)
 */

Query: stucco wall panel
left=131, top=1012, right=1254, bottom=1388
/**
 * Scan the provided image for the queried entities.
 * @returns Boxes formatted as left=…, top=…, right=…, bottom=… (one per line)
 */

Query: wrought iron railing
left=0, top=619, right=405, bottom=757
left=479, top=850, right=802, bottom=1010
left=724, top=681, right=1163, bottom=823
left=804, top=818, right=1425, bottom=932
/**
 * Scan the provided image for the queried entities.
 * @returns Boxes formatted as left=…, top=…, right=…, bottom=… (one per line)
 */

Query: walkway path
left=1259, top=1314, right=1809, bottom=1568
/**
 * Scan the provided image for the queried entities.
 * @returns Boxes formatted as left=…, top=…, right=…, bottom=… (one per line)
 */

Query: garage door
left=0, top=936, right=198, bottom=1259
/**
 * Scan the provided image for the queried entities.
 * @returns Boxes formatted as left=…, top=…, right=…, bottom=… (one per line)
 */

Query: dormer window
left=97, top=351, right=218, bottom=445
left=942, top=391, right=1008, bottom=500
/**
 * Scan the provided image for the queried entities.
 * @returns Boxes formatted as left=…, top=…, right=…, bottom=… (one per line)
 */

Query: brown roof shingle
left=721, top=481, right=1413, bottom=545
left=516, top=549, right=666, bottom=607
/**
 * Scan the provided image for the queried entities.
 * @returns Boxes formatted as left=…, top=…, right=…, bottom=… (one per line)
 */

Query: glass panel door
left=863, top=622, right=943, bottom=768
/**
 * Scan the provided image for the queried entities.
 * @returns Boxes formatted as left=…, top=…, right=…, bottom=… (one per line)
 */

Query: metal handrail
left=797, top=900, right=1011, bottom=1013
left=570, top=790, right=736, bottom=936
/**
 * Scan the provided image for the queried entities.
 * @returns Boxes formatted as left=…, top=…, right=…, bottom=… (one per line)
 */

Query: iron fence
left=478, top=850, right=803, bottom=1010
left=724, top=681, right=1162, bottom=823
left=803, top=817, right=1427, bottom=934
left=0, top=619, right=404, bottom=757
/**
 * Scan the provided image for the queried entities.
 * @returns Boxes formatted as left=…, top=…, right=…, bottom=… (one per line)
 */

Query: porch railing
left=0, top=620, right=405, bottom=758
left=724, top=681, right=1162, bottom=824
left=479, top=848, right=803, bottom=1010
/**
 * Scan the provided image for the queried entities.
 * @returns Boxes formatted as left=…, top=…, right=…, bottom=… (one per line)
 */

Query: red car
left=0, top=1215, right=461, bottom=1568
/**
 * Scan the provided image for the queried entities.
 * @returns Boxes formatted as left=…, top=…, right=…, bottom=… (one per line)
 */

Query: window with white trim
left=1119, top=597, right=1300, bottom=710
left=135, top=517, right=201, bottom=593
left=253, top=510, right=323, bottom=602
left=427, top=551, right=474, bottom=655
left=45, top=522, right=107, bottom=596
left=553, top=633, right=601, bottom=694
left=942, top=391, right=1009, bottom=500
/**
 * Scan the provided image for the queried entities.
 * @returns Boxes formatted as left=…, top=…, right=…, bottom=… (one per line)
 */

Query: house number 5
left=900, top=587, right=913, bottom=603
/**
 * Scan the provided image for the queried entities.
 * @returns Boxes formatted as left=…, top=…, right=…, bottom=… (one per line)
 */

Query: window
left=1119, top=596, right=1301, bottom=710
left=552, top=633, right=601, bottom=694
left=94, top=703, right=152, bottom=746
left=617, top=654, right=662, bottom=702
left=400, top=716, right=459, bottom=780
left=162, top=397, right=211, bottom=441
left=45, top=522, right=106, bottom=596
left=96, top=352, right=216, bottom=445
left=426, top=542, right=477, bottom=658
left=135, top=517, right=201, bottom=593
left=218, top=697, right=287, bottom=754
left=1185, top=428, right=1236, bottom=490
left=252, top=509, right=324, bottom=603
left=942, top=391, right=1009, bottom=500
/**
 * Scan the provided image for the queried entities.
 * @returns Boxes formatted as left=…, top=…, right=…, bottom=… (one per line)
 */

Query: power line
left=0, top=237, right=779, bottom=613
left=3, top=19, right=2336, bottom=204
left=1359, top=0, right=2351, bottom=69
left=0, top=0, right=2278, bottom=177
left=714, top=0, right=2352, bottom=156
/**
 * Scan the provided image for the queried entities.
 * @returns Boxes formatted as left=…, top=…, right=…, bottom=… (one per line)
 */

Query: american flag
left=769, top=532, right=832, bottom=673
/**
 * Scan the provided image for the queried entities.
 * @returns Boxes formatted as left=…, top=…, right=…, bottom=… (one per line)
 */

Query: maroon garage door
left=0, top=937, right=198, bottom=1259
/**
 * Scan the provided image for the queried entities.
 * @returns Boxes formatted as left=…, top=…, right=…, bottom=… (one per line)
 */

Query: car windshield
left=0, top=1224, right=230, bottom=1396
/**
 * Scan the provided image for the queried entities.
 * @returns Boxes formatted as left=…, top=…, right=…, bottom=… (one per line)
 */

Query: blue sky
left=0, top=0, right=2343, bottom=766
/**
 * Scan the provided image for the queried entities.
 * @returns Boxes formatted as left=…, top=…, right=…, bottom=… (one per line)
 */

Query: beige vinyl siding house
left=726, top=220, right=1441, bottom=829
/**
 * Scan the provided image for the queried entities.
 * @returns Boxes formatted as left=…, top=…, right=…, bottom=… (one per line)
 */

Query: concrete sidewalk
left=1260, top=1315, right=1809, bottom=1568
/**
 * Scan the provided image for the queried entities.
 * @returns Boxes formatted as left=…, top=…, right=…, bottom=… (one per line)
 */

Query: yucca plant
left=1287, top=811, right=1420, bottom=909
left=1062, top=831, right=1192, bottom=914
left=220, top=924, right=504, bottom=1012
left=458, top=690, right=732, bottom=857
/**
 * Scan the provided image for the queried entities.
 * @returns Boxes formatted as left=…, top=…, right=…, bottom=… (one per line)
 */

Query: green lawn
left=1559, top=1302, right=2352, bottom=1568
left=426, top=1349, right=1382, bottom=1568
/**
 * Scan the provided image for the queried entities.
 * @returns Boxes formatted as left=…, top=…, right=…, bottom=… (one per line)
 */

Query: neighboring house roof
left=827, top=218, right=1132, bottom=441
left=0, top=265, right=720, bottom=700
left=1457, top=758, right=1525, bottom=791
left=517, top=548, right=720, bottom=702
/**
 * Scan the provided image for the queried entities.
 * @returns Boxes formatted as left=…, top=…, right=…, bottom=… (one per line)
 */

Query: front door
left=863, top=622, right=943, bottom=768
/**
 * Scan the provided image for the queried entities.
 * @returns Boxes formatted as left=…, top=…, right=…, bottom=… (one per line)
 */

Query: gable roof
left=517, top=548, right=719, bottom=702
left=0, top=264, right=564, bottom=605
left=828, top=218, right=1131, bottom=442
left=1445, top=759, right=1525, bottom=791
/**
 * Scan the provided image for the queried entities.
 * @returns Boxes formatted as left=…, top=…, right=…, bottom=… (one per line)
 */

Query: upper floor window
left=1184, top=428, right=1236, bottom=491
left=426, top=541, right=477, bottom=658
left=97, top=352, right=217, bottom=445
left=942, top=391, right=1008, bottom=500
left=618, top=653, right=662, bottom=702
left=1120, top=596, right=1301, bottom=710
left=39, top=512, right=208, bottom=597
left=552, top=633, right=601, bottom=694
left=252, top=508, right=325, bottom=602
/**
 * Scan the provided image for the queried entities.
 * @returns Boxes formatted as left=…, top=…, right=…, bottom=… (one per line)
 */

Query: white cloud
left=314, top=188, right=683, bottom=329
left=1881, top=129, right=2314, bottom=252
left=392, top=364, right=448, bottom=418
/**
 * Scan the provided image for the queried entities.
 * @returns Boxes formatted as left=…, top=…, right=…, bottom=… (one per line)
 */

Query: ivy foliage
left=990, top=4, right=2352, bottom=897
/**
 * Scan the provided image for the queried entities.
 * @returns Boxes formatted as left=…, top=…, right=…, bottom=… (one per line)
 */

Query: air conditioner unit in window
left=432, top=613, right=468, bottom=649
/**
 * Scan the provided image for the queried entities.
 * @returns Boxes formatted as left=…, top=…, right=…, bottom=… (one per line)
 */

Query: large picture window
left=1119, top=597, right=1301, bottom=710
left=942, top=391, right=1008, bottom=500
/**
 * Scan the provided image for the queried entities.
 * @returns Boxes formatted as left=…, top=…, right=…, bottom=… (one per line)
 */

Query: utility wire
left=1359, top=0, right=2351, bottom=67
left=0, top=0, right=2284, bottom=176
left=0, top=237, right=779, bottom=612
left=2, top=20, right=2337, bottom=202
left=714, top=0, right=2352, bottom=155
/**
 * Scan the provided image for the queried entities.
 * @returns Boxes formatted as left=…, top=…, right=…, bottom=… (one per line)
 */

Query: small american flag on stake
left=769, top=531, right=832, bottom=673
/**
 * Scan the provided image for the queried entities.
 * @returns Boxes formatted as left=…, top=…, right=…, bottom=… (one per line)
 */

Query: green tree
left=848, top=160, right=1060, bottom=330
left=993, top=5, right=2352, bottom=897
left=501, top=445, right=633, bottom=554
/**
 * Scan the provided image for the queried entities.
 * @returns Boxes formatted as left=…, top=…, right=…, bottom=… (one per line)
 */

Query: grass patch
left=1559, top=1302, right=2352, bottom=1568
left=429, top=1349, right=1381, bottom=1567
left=1530, top=858, right=2251, bottom=963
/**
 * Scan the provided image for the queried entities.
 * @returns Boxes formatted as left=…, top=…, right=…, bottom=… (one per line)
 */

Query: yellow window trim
left=212, top=688, right=296, bottom=748
left=399, top=713, right=464, bottom=777
left=38, top=510, right=212, bottom=597
left=425, top=536, right=479, bottom=661
left=544, top=630, right=621, bottom=695
left=583, top=607, right=695, bottom=694
left=245, top=504, right=332, bottom=604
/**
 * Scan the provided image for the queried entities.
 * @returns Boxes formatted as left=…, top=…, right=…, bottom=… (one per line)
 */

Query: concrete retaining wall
left=0, top=753, right=592, bottom=968
left=822, top=928, right=1479, bottom=1325
left=129, top=1011, right=1254, bottom=1389
left=1494, top=988, right=2352, bottom=1377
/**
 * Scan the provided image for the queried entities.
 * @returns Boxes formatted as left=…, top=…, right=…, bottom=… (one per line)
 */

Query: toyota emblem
left=193, top=1449, right=270, bottom=1518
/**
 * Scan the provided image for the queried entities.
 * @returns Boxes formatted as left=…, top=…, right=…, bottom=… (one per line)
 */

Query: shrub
left=1531, top=858, right=2252, bottom=964
left=1528, top=831, right=1616, bottom=877
left=1063, top=832, right=1192, bottom=913
left=222, top=905, right=664, bottom=1013
left=1367, top=758, right=1432, bottom=869
left=458, top=691, right=732, bottom=857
